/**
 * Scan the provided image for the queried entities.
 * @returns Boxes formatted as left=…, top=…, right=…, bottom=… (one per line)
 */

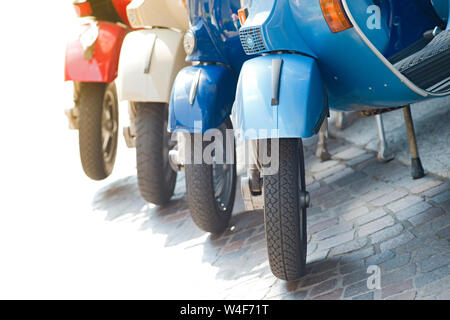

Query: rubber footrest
left=394, top=30, right=450, bottom=93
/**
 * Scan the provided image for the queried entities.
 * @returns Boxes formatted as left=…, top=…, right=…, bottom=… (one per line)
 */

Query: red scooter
left=65, top=0, right=131, bottom=180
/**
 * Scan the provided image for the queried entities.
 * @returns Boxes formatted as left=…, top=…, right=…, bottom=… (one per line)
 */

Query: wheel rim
left=101, top=89, right=118, bottom=164
left=162, top=114, right=177, bottom=184
left=212, top=122, right=234, bottom=213
left=298, top=139, right=308, bottom=266
left=213, top=161, right=234, bottom=213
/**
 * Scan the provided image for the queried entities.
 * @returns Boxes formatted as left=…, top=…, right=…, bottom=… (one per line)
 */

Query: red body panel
left=65, top=21, right=129, bottom=83
left=73, top=2, right=93, bottom=17
left=111, top=0, right=132, bottom=26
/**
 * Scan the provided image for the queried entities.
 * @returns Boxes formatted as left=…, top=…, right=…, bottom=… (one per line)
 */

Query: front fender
left=232, top=54, right=326, bottom=140
left=64, top=21, right=128, bottom=83
left=116, top=29, right=187, bottom=102
left=169, top=65, right=237, bottom=133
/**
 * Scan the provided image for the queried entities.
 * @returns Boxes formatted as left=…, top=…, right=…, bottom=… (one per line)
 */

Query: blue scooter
left=234, top=0, right=449, bottom=280
left=168, top=0, right=252, bottom=233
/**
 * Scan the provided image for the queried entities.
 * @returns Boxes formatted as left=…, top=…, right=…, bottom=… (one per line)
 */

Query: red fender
left=65, top=21, right=129, bottom=83
left=111, top=0, right=132, bottom=26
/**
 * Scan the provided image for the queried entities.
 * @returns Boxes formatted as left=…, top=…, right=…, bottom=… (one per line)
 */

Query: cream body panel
left=117, top=28, right=188, bottom=103
left=127, top=0, right=189, bottom=30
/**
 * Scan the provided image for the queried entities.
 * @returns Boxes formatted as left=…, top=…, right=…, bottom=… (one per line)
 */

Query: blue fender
left=232, top=54, right=326, bottom=140
left=169, top=65, right=237, bottom=133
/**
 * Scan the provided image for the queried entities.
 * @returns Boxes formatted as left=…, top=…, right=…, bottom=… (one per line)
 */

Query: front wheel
left=263, top=138, right=308, bottom=281
left=78, top=82, right=119, bottom=180
left=135, top=102, right=177, bottom=205
left=184, top=119, right=236, bottom=234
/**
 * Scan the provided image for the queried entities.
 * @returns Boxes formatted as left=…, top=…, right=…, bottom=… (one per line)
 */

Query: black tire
left=78, top=82, right=118, bottom=180
left=135, top=102, right=177, bottom=205
left=263, top=138, right=307, bottom=281
left=184, top=119, right=236, bottom=234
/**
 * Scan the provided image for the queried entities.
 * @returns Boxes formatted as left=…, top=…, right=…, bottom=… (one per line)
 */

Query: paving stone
left=299, top=270, right=338, bottom=288
left=370, top=224, right=404, bottom=244
left=343, top=280, right=371, bottom=298
left=356, top=208, right=387, bottom=226
left=437, top=226, right=450, bottom=239
left=386, top=195, right=424, bottom=213
left=415, top=265, right=450, bottom=288
left=382, top=279, right=414, bottom=299
left=396, top=201, right=433, bottom=220
left=380, top=231, right=415, bottom=251
left=309, top=259, right=340, bottom=275
left=340, top=246, right=375, bottom=264
left=423, top=182, right=450, bottom=198
left=417, top=275, right=450, bottom=299
left=309, top=278, right=338, bottom=297
left=438, top=289, right=450, bottom=300
left=408, top=207, right=445, bottom=227
left=385, top=290, right=416, bottom=300
left=342, top=206, right=370, bottom=221
left=358, top=216, right=395, bottom=237
left=411, top=214, right=450, bottom=237
left=315, top=223, right=354, bottom=241
left=365, top=250, right=396, bottom=267
left=332, top=171, right=366, bottom=188
left=309, top=217, right=339, bottom=234
left=307, top=242, right=318, bottom=255
left=343, top=269, right=369, bottom=286
left=370, top=189, right=408, bottom=207
left=420, top=253, right=450, bottom=273
left=317, top=230, right=355, bottom=252
left=340, top=260, right=365, bottom=275
left=310, top=160, right=341, bottom=173
left=430, top=190, right=450, bottom=204
left=383, top=253, right=411, bottom=272
left=330, top=238, right=368, bottom=256
left=282, top=290, right=309, bottom=300
left=312, top=288, right=344, bottom=300
left=381, top=264, right=416, bottom=287
left=352, top=292, right=374, bottom=300
left=221, top=239, right=245, bottom=255
left=409, top=178, right=444, bottom=194
left=230, top=229, right=255, bottom=243
left=318, top=189, right=355, bottom=209
left=334, top=147, right=367, bottom=161
left=306, top=250, right=329, bottom=264
left=310, top=184, right=334, bottom=199
left=360, top=186, right=396, bottom=203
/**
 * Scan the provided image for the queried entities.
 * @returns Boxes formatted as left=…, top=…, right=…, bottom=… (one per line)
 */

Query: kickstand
left=375, top=114, right=395, bottom=162
left=316, top=118, right=331, bottom=162
left=402, top=105, right=425, bottom=179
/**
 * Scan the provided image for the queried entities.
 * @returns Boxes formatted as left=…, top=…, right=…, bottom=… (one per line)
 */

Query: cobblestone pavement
left=92, top=136, right=450, bottom=300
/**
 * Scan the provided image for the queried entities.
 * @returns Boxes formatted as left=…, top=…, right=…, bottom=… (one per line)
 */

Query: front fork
left=65, top=82, right=81, bottom=130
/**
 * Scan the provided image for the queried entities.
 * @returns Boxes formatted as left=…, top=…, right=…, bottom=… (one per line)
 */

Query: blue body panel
left=169, top=65, right=237, bottom=133
left=233, top=54, right=326, bottom=139
left=238, top=0, right=449, bottom=114
left=186, top=0, right=249, bottom=71
left=169, top=0, right=251, bottom=133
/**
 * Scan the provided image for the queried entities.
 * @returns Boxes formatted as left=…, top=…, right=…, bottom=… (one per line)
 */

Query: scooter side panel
left=169, top=65, right=237, bottom=133
left=65, top=21, right=128, bottom=83
left=232, top=54, right=326, bottom=140
left=116, top=29, right=187, bottom=103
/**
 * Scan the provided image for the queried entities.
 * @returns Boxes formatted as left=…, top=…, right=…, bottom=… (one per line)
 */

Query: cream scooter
left=116, top=0, right=189, bottom=205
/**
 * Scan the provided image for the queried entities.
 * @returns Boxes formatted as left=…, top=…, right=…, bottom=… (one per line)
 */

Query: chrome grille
left=240, top=27, right=267, bottom=55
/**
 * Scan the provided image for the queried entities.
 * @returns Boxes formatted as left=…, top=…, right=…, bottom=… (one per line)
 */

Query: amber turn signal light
left=319, top=0, right=352, bottom=33
left=238, top=8, right=249, bottom=26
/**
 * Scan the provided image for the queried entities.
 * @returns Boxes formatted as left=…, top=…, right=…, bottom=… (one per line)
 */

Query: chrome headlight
left=183, top=29, right=196, bottom=56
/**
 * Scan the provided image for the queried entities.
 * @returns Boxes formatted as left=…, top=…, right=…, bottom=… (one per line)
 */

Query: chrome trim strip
left=341, top=0, right=430, bottom=98
left=189, top=69, right=201, bottom=105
